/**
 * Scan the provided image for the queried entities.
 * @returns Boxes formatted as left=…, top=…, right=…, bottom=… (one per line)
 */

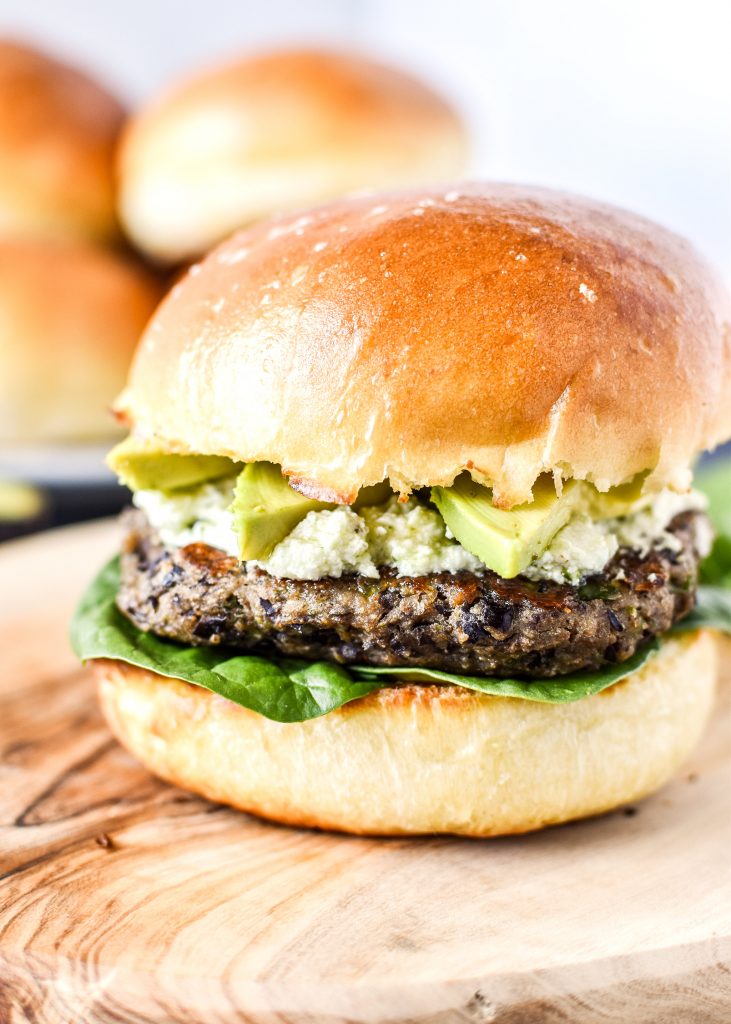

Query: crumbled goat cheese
left=134, top=481, right=707, bottom=583
left=613, top=488, right=709, bottom=557
left=258, top=498, right=482, bottom=579
left=523, top=488, right=708, bottom=584
left=133, top=480, right=239, bottom=556
left=257, top=507, right=377, bottom=579
left=522, top=516, right=618, bottom=584
left=360, top=497, right=484, bottom=577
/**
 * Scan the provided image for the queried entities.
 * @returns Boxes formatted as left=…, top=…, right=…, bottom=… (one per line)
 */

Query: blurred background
left=0, top=0, right=729, bottom=540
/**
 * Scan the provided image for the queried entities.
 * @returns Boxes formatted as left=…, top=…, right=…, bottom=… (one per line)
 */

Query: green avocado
left=352, top=481, right=392, bottom=509
left=231, top=465, right=393, bottom=561
left=584, top=472, right=649, bottom=519
left=231, top=462, right=333, bottom=560
left=431, top=472, right=652, bottom=579
left=431, top=474, right=581, bottom=578
left=108, top=436, right=239, bottom=492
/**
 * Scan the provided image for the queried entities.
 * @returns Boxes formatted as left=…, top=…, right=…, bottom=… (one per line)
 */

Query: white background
left=0, top=0, right=729, bottom=279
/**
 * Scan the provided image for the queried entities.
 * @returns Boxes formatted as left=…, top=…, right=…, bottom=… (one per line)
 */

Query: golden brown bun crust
left=0, top=40, right=124, bottom=244
left=0, top=241, right=163, bottom=443
left=94, top=631, right=716, bottom=837
left=117, top=184, right=731, bottom=505
left=118, top=49, right=468, bottom=263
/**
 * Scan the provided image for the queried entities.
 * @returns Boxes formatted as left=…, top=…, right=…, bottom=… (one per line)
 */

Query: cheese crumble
left=523, top=489, right=709, bottom=583
left=133, top=484, right=707, bottom=583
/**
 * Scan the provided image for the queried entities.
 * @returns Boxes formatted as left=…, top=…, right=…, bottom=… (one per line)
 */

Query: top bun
left=117, top=49, right=468, bottom=264
left=0, top=40, right=124, bottom=244
left=116, top=184, right=731, bottom=507
left=0, top=240, right=162, bottom=444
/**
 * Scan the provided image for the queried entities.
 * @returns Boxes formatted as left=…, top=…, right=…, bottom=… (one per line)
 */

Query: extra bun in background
left=94, top=632, right=717, bottom=836
left=117, top=183, right=731, bottom=509
left=118, top=49, right=468, bottom=264
left=0, top=241, right=162, bottom=443
left=0, top=40, right=124, bottom=244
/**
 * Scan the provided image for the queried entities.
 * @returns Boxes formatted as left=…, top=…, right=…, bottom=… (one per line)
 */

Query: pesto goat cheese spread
left=132, top=480, right=708, bottom=584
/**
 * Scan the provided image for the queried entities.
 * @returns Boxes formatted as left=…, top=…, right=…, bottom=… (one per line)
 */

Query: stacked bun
left=117, top=49, right=468, bottom=263
left=0, top=40, right=124, bottom=245
left=0, top=41, right=161, bottom=448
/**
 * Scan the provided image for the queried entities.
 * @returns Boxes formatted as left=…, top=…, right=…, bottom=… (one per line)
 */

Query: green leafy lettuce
left=70, top=558, right=379, bottom=723
left=696, top=458, right=731, bottom=587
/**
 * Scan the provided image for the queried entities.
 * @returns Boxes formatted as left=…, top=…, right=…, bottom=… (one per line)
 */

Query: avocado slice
left=353, top=481, right=392, bottom=509
left=108, top=436, right=240, bottom=492
left=431, top=474, right=582, bottom=578
left=584, top=472, right=649, bottom=519
left=232, top=462, right=334, bottom=560
left=231, top=465, right=393, bottom=561
left=431, top=472, right=652, bottom=579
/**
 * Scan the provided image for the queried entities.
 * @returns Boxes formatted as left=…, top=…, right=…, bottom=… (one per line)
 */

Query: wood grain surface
left=1, top=520, right=730, bottom=1024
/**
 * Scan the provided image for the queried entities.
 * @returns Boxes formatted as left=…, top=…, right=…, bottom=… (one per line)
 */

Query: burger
left=117, top=48, right=468, bottom=265
left=72, top=184, right=731, bottom=836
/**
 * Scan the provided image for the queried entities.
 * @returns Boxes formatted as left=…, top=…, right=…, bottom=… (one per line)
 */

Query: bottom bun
left=93, top=631, right=717, bottom=837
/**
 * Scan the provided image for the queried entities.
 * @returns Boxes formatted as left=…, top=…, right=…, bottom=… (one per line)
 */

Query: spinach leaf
left=696, top=458, right=731, bottom=586
left=349, top=644, right=658, bottom=702
left=673, top=584, right=731, bottom=634
left=70, top=558, right=379, bottom=723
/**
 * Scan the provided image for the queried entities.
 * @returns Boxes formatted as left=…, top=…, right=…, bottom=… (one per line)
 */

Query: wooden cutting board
left=1, top=520, right=730, bottom=1024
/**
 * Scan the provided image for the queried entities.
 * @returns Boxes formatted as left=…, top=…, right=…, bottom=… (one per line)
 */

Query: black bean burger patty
left=117, top=508, right=706, bottom=678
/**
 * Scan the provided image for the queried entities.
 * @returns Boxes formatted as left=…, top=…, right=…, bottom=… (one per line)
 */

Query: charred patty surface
left=117, top=509, right=706, bottom=678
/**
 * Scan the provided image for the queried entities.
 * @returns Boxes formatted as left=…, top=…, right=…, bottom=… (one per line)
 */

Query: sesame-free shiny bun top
left=116, top=184, right=731, bottom=507
left=0, top=40, right=124, bottom=244
left=117, top=49, right=468, bottom=263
